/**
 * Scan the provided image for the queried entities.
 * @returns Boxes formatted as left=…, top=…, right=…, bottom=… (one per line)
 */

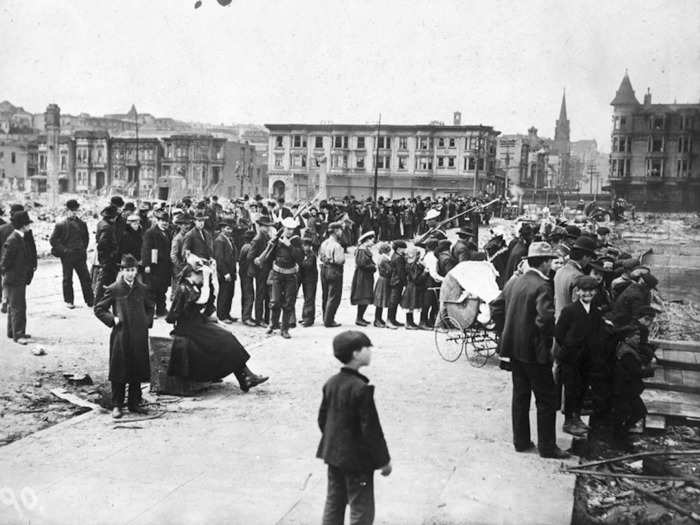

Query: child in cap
left=317, top=330, right=391, bottom=524
left=554, top=274, right=604, bottom=437
left=372, top=242, right=393, bottom=328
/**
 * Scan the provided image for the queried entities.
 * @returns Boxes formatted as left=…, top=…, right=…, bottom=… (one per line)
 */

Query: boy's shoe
left=405, top=323, right=419, bottom=330
left=265, top=326, right=276, bottom=335
left=14, top=337, right=29, bottom=346
left=385, top=321, right=400, bottom=330
left=389, top=319, right=404, bottom=327
left=242, top=320, right=257, bottom=327
left=301, top=321, right=314, bottom=327
left=373, top=320, right=386, bottom=328
left=239, top=373, right=269, bottom=393
left=111, top=407, right=123, bottom=419
left=66, top=303, right=76, bottom=309
left=355, top=319, right=369, bottom=327
left=324, top=322, right=341, bottom=328
left=417, top=323, right=432, bottom=331
left=563, top=419, right=588, bottom=437
left=221, top=318, right=234, bottom=324
left=539, top=446, right=571, bottom=459
left=280, top=329, right=291, bottom=339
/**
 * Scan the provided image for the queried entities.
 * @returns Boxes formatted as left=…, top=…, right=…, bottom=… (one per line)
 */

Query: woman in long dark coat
left=373, top=242, right=393, bottom=328
left=350, top=231, right=376, bottom=326
left=94, top=255, right=154, bottom=419
left=165, top=262, right=268, bottom=392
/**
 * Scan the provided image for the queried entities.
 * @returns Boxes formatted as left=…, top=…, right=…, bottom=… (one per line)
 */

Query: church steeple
left=554, top=89, right=570, bottom=143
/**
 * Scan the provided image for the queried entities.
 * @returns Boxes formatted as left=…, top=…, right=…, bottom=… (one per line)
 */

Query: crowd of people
left=0, top=192, right=659, bottom=449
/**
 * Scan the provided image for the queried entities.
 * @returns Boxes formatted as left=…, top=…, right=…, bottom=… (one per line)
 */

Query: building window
left=11, top=152, right=16, bottom=163
left=437, top=156, right=444, bottom=168
left=356, top=156, right=365, bottom=169
left=376, top=155, right=390, bottom=169
left=398, top=137, right=408, bottom=150
left=292, top=135, right=307, bottom=148
left=677, top=159, right=689, bottom=177
left=291, top=154, right=306, bottom=168
left=646, top=158, right=662, bottom=177
left=39, top=153, right=47, bottom=171
left=274, top=153, right=284, bottom=169
left=649, top=116, right=664, bottom=130
left=648, top=137, right=664, bottom=152
left=377, top=136, right=390, bottom=149
left=417, top=157, right=432, bottom=170
left=275, top=136, right=283, bottom=148
left=356, top=136, right=365, bottom=149
left=449, top=138, right=456, bottom=148
left=680, top=116, right=694, bottom=131
left=464, top=156, right=475, bottom=170
left=418, top=137, right=432, bottom=150
left=447, top=156, right=456, bottom=168
left=678, top=136, right=692, bottom=153
left=438, top=138, right=445, bottom=148
left=314, top=136, right=323, bottom=148
left=333, top=136, right=348, bottom=149
left=97, top=147, right=104, bottom=163
left=60, top=154, right=67, bottom=170
left=331, top=154, right=348, bottom=168
left=398, top=157, right=407, bottom=170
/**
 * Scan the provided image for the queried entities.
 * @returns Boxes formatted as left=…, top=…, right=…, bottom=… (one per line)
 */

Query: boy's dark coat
left=317, top=368, right=390, bottom=473
left=94, top=276, right=155, bottom=383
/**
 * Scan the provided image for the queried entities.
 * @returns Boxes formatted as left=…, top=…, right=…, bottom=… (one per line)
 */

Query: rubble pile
left=574, top=427, right=700, bottom=525
left=655, top=301, right=700, bottom=341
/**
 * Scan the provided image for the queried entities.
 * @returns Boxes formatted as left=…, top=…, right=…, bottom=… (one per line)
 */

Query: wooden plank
left=645, top=400, right=700, bottom=420
left=664, top=367, right=684, bottom=385
left=50, top=388, right=101, bottom=411
left=644, top=381, right=700, bottom=395
left=644, top=415, right=667, bottom=430
left=656, top=357, right=700, bottom=372
left=652, top=339, right=700, bottom=353
left=682, top=369, right=700, bottom=388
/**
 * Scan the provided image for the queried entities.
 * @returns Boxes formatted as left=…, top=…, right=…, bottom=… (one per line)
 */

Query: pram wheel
left=434, top=314, right=466, bottom=362
left=465, top=326, right=499, bottom=368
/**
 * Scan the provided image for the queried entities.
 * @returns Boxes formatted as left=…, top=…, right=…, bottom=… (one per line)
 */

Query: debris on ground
left=572, top=426, right=700, bottom=524
left=656, top=301, right=700, bottom=341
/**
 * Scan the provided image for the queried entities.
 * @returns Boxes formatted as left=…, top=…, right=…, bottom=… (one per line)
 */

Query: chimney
left=528, top=126, right=538, bottom=140
left=453, top=111, right=462, bottom=126
left=643, top=88, right=652, bottom=106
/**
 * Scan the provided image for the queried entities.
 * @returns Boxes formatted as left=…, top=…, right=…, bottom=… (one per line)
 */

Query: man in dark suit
left=0, top=211, right=34, bottom=344
left=95, top=205, right=120, bottom=302
left=238, top=230, right=256, bottom=326
left=248, top=215, right=274, bottom=326
left=213, top=219, right=238, bottom=324
left=182, top=212, right=214, bottom=260
left=141, top=211, right=173, bottom=317
left=50, top=199, right=94, bottom=309
left=491, top=241, right=570, bottom=459
left=0, top=204, right=37, bottom=314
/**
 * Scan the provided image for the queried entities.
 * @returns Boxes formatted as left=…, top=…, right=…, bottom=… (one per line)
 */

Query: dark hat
left=565, top=225, right=581, bottom=239
left=519, top=223, right=534, bottom=236
left=641, top=273, right=658, bottom=290
left=596, top=226, right=611, bottom=236
left=9, top=204, right=24, bottom=215
left=575, top=275, right=599, bottom=290
left=10, top=210, right=32, bottom=228
left=110, top=196, right=125, bottom=208
left=101, top=205, right=118, bottom=219
left=254, top=194, right=263, bottom=201
left=119, top=254, right=139, bottom=269
left=456, top=226, right=474, bottom=237
left=572, top=236, right=597, bottom=255
left=621, top=258, right=639, bottom=272
left=634, top=305, right=658, bottom=318
left=193, top=211, right=208, bottom=220
left=589, top=256, right=615, bottom=273
left=154, top=210, right=170, bottom=221
left=174, top=213, right=194, bottom=225
left=65, top=199, right=80, bottom=211
left=219, top=218, right=235, bottom=228
left=437, top=239, right=452, bottom=253
left=123, top=202, right=136, bottom=212
left=243, top=230, right=256, bottom=241
left=256, top=216, right=275, bottom=227
left=392, top=240, right=407, bottom=250
left=333, top=330, right=373, bottom=363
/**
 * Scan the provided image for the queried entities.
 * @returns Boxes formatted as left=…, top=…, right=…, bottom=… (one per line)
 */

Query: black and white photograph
left=1, top=1, right=700, bottom=523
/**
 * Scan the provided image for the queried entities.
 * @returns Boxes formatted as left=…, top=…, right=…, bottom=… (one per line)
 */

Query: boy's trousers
left=322, top=465, right=374, bottom=525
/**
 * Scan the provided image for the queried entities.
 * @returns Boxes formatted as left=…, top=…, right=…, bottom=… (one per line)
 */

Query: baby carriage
left=434, top=262, right=500, bottom=367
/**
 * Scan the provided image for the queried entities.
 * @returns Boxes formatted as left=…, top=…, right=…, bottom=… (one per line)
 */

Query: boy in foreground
left=316, top=330, right=392, bottom=525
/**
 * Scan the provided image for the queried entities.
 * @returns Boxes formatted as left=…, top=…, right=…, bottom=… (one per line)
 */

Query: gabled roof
left=611, top=71, right=640, bottom=106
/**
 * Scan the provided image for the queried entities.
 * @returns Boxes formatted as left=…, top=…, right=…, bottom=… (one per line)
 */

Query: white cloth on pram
left=446, top=261, right=500, bottom=324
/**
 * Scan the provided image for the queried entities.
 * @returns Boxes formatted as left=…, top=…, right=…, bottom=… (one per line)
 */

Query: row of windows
left=612, top=158, right=693, bottom=178
left=0, top=151, right=17, bottom=163
left=277, top=135, right=491, bottom=151
left=613, top=115, right=696, bottom=131
left=612, top=136, right=694, bottom=153
left=277, top=153, right=488, bottom=171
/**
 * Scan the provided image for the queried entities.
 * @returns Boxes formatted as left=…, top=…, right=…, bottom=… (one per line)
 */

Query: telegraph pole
left=372, top=114, right=381, bottom=201
left=134, top=108, right=140, bottom=201
left=472, top=127, right=483, bottom=198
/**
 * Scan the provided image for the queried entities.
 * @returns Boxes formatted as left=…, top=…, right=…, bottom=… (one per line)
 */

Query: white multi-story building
left=265, top=119, right=502, bottom=201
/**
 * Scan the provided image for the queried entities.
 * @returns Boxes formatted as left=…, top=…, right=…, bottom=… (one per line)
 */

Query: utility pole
left=134, top=108, right=140, bottom=201
left=472, top=127, right=483, bottom=198
left=373, top=114, right=381, bottom=201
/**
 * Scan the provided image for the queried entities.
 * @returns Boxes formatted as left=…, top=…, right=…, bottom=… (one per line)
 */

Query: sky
left=1, top=0, right=699, bottom=152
